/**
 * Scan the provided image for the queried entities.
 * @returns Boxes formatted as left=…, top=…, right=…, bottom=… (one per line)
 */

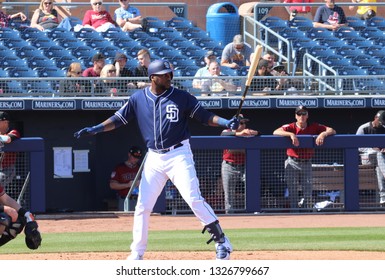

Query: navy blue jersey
left=115, top=86, right=214, bottom=150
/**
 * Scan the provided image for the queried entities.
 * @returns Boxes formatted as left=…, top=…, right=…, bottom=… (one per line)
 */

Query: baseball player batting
left=74, top=59, right=239, bottom=260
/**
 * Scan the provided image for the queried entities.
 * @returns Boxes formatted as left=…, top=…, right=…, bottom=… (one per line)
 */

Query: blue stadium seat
left=129, top=30, right=151, bottom=41
left=343, top=37, right=374, bottom=48
left=334, top=27, right=361, bottom=40
left=352, top=55, right=381, bottom=69
left=0, top=46, right=16, bottom=58
left=0, top=55, right=28, bottom=70
left=359, top=27, right=385, bottom=40
left=260, top=17, right=289, bottom=46
left=260, top=16, right=288, bottom=29
left=75, top=28, right=103, bottom=41
left=141, top=37, right=168, bottom=50
left=124, top=44, right=144, bottom=58
left=183, top=46, right=206, bottom=59
left=47, top=28, right=76, bottom=41
left=71, top=46, right=98, bottom=60
left=306, top=27, right=334, bottom=40
left=101, top=27, right=129, bottom=40
left=142, top=17, right=166, bottom=32
left=167, top=38, right=196, bottom=50
left=125, top=59, right=140, bottom=71
left=183, top=27, right=210, bottom=40
left=56, top=56, right=83, bottom=70
left=193, top=38, right=219, bottom=50
left=154, top=27, right=183, bottom=41
left=181, top=65, right=200, bottom=77
left=44, top=45, right=72, bottom=59
left=27, top=37, right=58, bottom=50
left=28, top=56, right=57, bottom=70
left=85, top=38, right=114, bottom=50
left=220, top=66, right=239, bottom=76
left=157, top=46, right=182, bottom=59
left=346, top=16, right=367, bottom=31
left=317, top=37, right=347, bottom=48
left=2, top=38, right=31, bottom=50
left=362, top=44, right=385, bottom=58
left=8, top=17, right=31, bottom=30
left=321, top=55, right=352, bottom=70
left=166, top=17, right=194, bottom=31
left=9, top=67, right=56, bottom=95
left=366, top=16, right=385, bottom=30
left=336, top=66, right=368, bottom=91
left=288, top=16, right=313, bottom=31
left=98, top=46, right=124, bottom=60
left=290, top=38, right=320, bottom=74
left=237, top=66, right=249, bottom=76
left=170, top=55, right=196, bottom=70
left=54, top=37, right=86, bottom=50
left=20, top=27, right=48, bottom=40
left=367, top=65, right=385, bottom=75
left=335, top=45, right=364, bottom=59
left=15, top=45, right=44, bottom=59
left=0, top=28, right=21, bottom=40
left=211, top=45, right=224, bottom=57
left=111, top=37, right=136, bottom=49
left=37, top=67, right=66, bottom=78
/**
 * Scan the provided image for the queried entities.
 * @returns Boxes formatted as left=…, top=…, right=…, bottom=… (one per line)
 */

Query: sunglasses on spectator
left=108, top=69, right=116, bottom=73
left=44, top=2, right=52, bottom=5
left=120, top=0, right=128, bottom=2
left=72, top=71, right=82, bottom=75
left=92, top=2, right=103, bottom=5
left=296, top=111, right=308, bottom=116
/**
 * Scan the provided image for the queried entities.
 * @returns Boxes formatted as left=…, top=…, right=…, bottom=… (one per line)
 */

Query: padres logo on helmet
left=148, top=59, right=173, bottom=80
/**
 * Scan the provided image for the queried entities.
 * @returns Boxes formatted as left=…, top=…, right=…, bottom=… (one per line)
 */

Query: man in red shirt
left=273, top=106, right=336, bottom=209
left=82, top=1, right=118, bottom=32
left=110, top=146, right=143, bottom=211
left=221, top=115, right=259, bottom=214
left=284, top=0, right=313, bottom=20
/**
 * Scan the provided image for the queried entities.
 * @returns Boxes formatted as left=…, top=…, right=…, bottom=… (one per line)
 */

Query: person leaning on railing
left=59, top=62, right=90, bottom=96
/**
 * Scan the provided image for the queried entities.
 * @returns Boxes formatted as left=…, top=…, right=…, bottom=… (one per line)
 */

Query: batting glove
left=74, top=124, right=104, bottom=138
left=227, top=116, right=240, bottom=130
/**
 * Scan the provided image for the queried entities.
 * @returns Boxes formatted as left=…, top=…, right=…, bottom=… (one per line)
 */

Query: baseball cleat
left=127, top=252, right=143, bottom=260
left=215, top=236, right=233, bottom=260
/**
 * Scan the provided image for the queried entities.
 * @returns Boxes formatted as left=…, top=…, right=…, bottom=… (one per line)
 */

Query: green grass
left=2, top=227, right=385, bottom=254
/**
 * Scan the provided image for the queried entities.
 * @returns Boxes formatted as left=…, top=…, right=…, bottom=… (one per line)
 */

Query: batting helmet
left=148, top=59, right=173, bottom=80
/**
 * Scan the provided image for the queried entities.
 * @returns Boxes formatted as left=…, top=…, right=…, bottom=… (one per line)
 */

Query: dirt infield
left=2, top=213, right=385, bottom=260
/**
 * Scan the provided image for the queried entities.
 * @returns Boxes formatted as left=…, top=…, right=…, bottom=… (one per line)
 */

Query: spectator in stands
left=0, top=112, right=20, bottom=189
left=114, top=0, right=142, bottom=31
left=356, top=110, right=385, bottom=205
left=30, top=0, right=62, bottom=31
left=82, top=0, right=118, bottom=32
left=349, top=0, right=376, bottom=20
left=273, top=106, right=336, bottom=210
left=83, top=53, right=105, bottom=77
left=134, top=48, right=151, bottom=89
left=221, top=34, right=253, bottom=70
left=114, top=53, right=136, bottom=89
left=221, top=114, right=259, bottom=214
left=59, top=62, right=90, bottom=96
left=110, top=146, right=142, bottom=211
left=0, top=6, right=27, bottom=28
left=200, top=61, right=237, bottom=93
left=284, top=0, right=313, bottom=21
left=313, top=0, right=348, bottom=31
left=95, top=64, right=128, bottom=96
left=251, top=59, right=286, bottom=92
left=192, top=50, right=217, bottom=89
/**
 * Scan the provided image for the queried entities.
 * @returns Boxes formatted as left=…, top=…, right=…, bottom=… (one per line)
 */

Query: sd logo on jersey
left=166, top=105, right=179, bottom=122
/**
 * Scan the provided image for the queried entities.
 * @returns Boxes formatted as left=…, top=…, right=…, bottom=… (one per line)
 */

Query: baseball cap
left=0, top=111, right=10, bottom=121
left=114, top=53, right=127, bottom=62
left=378, top=111, right=385, bottom=126
left=295, top=105, right=308, bottom=114
left=129, top=146, right=142, bottom=158
left=205, top=50, right=215, bottom=58
left=92, top=53, right=105, bottom=62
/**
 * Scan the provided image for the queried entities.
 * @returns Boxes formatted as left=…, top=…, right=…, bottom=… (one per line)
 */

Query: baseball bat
left=17, top=171, right=30, bottom=205
left=235, top=44, right=263, bottom=118
left=125, top=152, right=148, bottom=199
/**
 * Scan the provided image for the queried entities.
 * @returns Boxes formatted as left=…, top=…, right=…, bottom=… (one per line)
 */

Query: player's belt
left=289, top=156, right=310, bottom=162
left=151, top=143, right=183, bottom=154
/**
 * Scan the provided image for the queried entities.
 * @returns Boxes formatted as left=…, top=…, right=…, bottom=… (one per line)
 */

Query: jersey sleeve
left=186, top=93, right=215, bottom=124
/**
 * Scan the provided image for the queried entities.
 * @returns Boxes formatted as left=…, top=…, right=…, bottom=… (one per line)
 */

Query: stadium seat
left=181, top=65, right=200, bottom=76
left=101, top=27, right=129, bottom=40
left=15, top=45, right=44, bottom=59
left=7, top=17, right=31, bottom=30
left=290, top=38, right=320, bottom=74
left=27, top=37, right=58, bottom=50
left=362, top=44, right=385, bottom=58
left=0, top=28, right=21, bottom=40
left=183, top=45, right=206, bottom=58
left=47, top=28, right=76, bottom=41
left=142, top=17, right=166, bottom=32
left=183, top=27, right=210, bottom=40
left=20, top=27, right=48, bottom=40
left=154, top=27, right=183, bottom=41
left=193, top=38, right=219, bottom=50
left=170, top=55, right=196, bottom=69
left=366, top=16, right=385, bottom=30
left=211, top=45, right=224, bottom=57
left=367, top=65, right=385, bottom=75
left=157, top=46, right=182, bottom=59
left=111, top=37, right=136, bottom=49
left=28, top=56, right=57, bottom=70
left=43, top=45, right=72, bottom=59
left=306, top=27, right=334, bottom=40
left=260, top=17, right=289, bottom=46
left=125, top=59, right=139, bottom=71
left=141, top=37, right=168, bottom=50
left=0, top=46, right=16, bottom=58
left=343, top=37, right=374, bottom=48
left=317, top=37, right=347, bottom=48
left=71, top=46, right=98, bottom=60
left=167, top=38, right=196, bottom=50
left=75, top=28, right=103, bottom=41
left=237, top=66, right=250, bottom=76
left=359, top=27, right=385, bottom=40
left=335, top=45, right=364, bottom=59
left=124, top=44, right=144, bottom=58
left=0, top=55, right=28, bottom=70
left=166, top=17, right=194, bottom=31
left=346, top=16, right=367, bottom=31
left=56, top=56, right=83, bottom=70
left=130, top=30, right=151, bottom=41
left=37, top=67, right=66, bottom=78
left=84, top=38, right=114, bottom=50
left=2, top=38, right=31, bottom=50
left=321, top=55, right=352, bottom=70
left=98, top=46, right=124, bottom=60
left=54, top=37, right=86, bottom=50
left=288, top=16, right=313, bottom=31
left=336, top=66, right=368, bottom=92
left=8, top=67, right=56, bottom=95
left=220, top=66, right=239, bottom=76
left=334, top=27, right=361, bottom=40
